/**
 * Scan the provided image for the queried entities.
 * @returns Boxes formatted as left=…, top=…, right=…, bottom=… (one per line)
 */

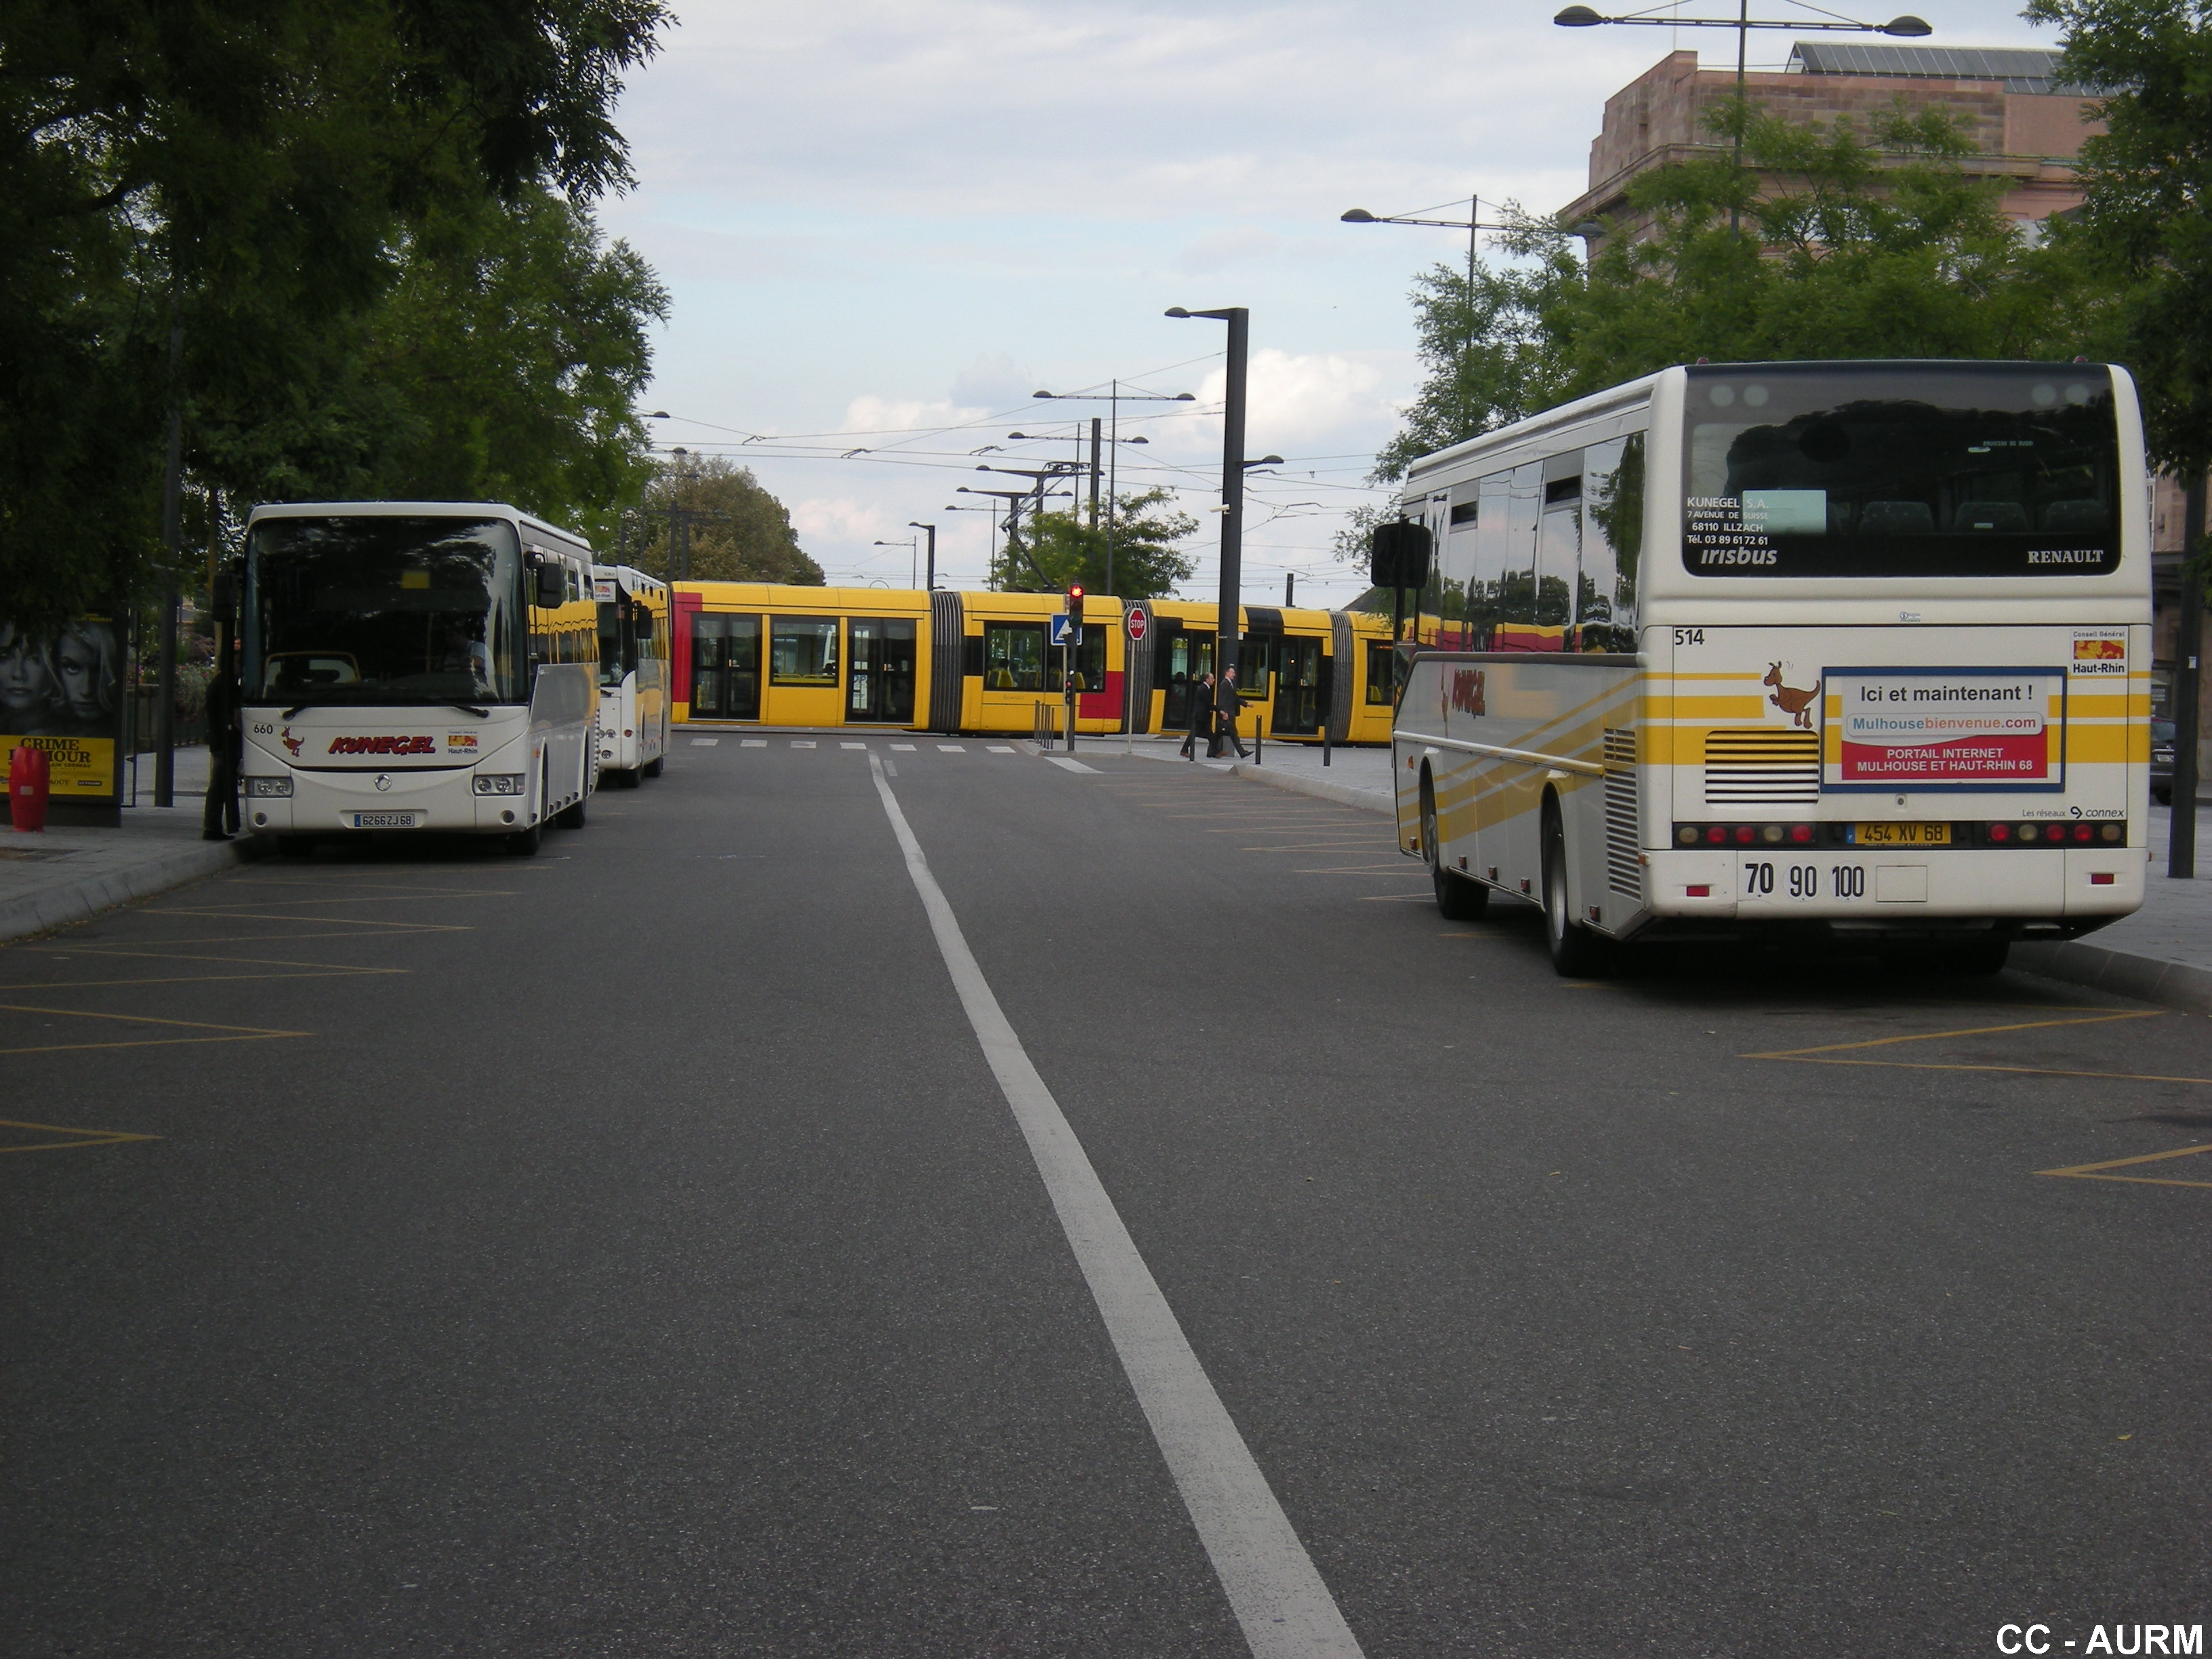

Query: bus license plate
left=350, top=811, right=419, bottom=829
left=1854, top=822, right=1950, bottom=846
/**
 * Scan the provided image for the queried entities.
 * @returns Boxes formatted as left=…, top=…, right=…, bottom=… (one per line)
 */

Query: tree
left=0, top=0, right=671, bottom=621
left=2028, top=0, right=2212, bottom=475
left=1348, top=94, right=2123, bottom=558
left=633, top=457, right=823, bottom=586
left=1000, top=489, right=1200, bottom=598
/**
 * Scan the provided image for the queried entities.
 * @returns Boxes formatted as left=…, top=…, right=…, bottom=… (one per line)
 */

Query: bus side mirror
left=634, top=613, right=653, bottom=641
left=533, top=559, right=565, bottom=608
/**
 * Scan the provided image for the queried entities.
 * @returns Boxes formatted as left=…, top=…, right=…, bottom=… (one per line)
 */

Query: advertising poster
left=0, top=613, right=126, bottom=816
left=1828, top=667, right=2063, bottom=789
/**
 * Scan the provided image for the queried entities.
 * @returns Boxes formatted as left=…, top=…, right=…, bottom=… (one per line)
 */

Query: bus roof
left=245, top=500, right=593, bottom=558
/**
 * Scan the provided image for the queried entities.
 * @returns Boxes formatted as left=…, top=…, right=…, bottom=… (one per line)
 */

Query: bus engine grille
left=1603, top=727, right=1641, bottom=898
left=1702, top=729, right=1822, bottom=806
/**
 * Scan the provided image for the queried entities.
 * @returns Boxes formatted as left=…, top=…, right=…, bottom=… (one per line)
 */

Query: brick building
left=1559, top=43, right=2102, bottom=250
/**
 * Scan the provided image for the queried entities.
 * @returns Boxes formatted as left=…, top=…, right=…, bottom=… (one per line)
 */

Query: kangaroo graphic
left=1763, top=663, right=1820, bottom=730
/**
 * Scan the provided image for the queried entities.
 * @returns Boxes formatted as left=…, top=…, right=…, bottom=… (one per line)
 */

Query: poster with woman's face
left=0, top=615, right=123, bottom=800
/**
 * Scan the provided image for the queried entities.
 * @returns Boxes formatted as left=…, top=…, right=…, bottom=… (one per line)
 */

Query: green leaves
left=2031, top=0, right=2212, bottom=472
left=1002, top=490, right=1199, bottom=600
left=634, top=457, right=825, bottom=588
left=1366, top=89, right=2125, bottom=498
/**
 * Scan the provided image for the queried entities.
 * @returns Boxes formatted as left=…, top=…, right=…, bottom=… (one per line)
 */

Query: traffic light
left=1066, top=583, right=1085, bottom=628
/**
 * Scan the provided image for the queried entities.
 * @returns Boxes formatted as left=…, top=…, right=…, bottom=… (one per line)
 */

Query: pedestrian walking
left=1181, top=672, right=1213, bottom=760
left=1214, top=667, right=1250, bottom=759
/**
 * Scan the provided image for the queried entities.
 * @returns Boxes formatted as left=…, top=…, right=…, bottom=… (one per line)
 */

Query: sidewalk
left=0, top=747, right=255, bottom=944
left=1117, top=733, right=2208, bottom=1012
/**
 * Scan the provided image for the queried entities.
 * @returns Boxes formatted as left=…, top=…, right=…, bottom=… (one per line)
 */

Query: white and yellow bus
left=1391, top=360, right=2150, bottom=975
left=239, top=501, right=600, bottom=856
left=592, top=564, right=670, bottom=785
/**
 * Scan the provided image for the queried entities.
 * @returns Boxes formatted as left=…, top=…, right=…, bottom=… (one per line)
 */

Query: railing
left=1031, top=700, right=1061, bottom=745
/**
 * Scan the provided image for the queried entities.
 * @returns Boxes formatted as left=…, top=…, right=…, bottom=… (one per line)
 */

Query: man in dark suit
left=1214, top=666, right=1250, bottom=759
left=1181, top=672, right=1213, bottom=760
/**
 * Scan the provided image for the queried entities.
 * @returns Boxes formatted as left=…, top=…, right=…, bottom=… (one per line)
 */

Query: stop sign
left=1126, top=604, right=1149, bottom=642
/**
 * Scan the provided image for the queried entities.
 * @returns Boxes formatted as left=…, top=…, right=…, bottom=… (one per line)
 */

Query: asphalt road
left=5, top=737, right=2208, bottom=1656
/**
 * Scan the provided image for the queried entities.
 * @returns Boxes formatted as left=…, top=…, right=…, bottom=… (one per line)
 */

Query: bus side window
left=1582, top=432, right=1644, bottom=651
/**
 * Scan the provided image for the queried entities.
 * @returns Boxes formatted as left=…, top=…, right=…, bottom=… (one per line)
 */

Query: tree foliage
left=0, top=0, right=672, bottom=623
left=2030, top=0, right=2212, bottom=474
left=632, top=456, right=823, bottom=586
left=1354, top=94, right=2123, bottom=550
left=1000, top=489, right=1200, bottom=599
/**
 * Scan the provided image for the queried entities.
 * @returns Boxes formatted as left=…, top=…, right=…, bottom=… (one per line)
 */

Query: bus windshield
left=245, top=516, right=526, bottom=705
left=596, top=601, right=635, bottom=686
left=1682, top=363, right=2120, bottom=579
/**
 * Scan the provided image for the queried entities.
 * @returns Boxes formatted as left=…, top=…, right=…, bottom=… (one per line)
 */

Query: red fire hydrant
left=9, top=745, right=50, bottom=833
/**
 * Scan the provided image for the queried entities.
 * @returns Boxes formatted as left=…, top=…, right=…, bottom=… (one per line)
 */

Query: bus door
left=690, top=613, right=760, bottom=719
left=848, top=617, right=917, bottom=723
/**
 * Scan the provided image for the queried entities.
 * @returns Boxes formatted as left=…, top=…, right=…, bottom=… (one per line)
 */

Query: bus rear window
left=1681, top=363, right=2120, bottom=577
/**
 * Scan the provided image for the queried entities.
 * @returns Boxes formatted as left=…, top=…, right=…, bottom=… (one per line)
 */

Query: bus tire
left=1542, top=807, right=1614, bottom=977
left=506, top=820, right=543, bottom=856
left=1421, top=777, right=1487, bottom=920
left=642, top=755, right=663, bottom=779
left=556, top=792, right=587, bottom=830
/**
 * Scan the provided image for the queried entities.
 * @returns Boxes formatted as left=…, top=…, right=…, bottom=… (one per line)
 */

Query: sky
left=602, top=0, right=2059, bottom=605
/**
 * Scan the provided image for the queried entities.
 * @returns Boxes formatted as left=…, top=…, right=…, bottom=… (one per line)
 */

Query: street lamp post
left=1165, top=306, right=1252, bottom=737
left=872, top=537, right=919, bottom=589
left=1034, top=384, right=1197, bottom=598
left=908, top=522, right=937, bottom=590
left=1553, top=3, right=1933, bottom=232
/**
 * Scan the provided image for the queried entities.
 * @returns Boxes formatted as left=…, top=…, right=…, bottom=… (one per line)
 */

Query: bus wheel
left=506, top=820, right=543, bottom=856
left=1422, top=777, right=1487, bottom=919
left=1542, top=809, right=1614, bottom=977
left=556, top=783, right=588, bottom=829
left=642, top=756, right=663, bottom=779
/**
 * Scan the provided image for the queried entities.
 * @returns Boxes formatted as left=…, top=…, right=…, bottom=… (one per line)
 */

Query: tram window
left=1365, top=641, right=1396, bottom=705
left=1237, top=638, right=1270, bottom=697
left=771, top=616, right=840, bottom=685
left=983, top=623, right=1047, bottom=691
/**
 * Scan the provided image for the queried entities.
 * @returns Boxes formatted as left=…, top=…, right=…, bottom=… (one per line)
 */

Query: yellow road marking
left=1240, top=842, right=1387, bottom=852
left=0, top=1118, right=161, bottom=1154
left=0, top=1002, right=308, bottom=1057
left=1295, top=865, right=1425, bottom=875
left=0, top=970, right=390, bottom=990
left=1744, top=1009, right=2158, bottom=1061
left=2037, top=1143, right=2212, bottom=1191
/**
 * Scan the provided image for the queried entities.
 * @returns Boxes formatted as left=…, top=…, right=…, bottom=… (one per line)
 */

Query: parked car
left=2152, top=716, right=2176, bottom=805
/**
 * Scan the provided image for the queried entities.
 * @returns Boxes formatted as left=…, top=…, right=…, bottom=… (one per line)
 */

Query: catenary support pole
left=1215, top=308, right=1250, bottom=742
left=2170, top=470, right=2207, bottom=879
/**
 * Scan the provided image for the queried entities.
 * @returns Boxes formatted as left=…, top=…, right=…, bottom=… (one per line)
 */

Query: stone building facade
left=1559, top=43, right=2102, bottom=249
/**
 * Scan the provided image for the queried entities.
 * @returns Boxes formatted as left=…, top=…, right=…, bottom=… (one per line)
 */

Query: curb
left=2011, top=939, right=2212, bottom=1016
left=0, top=837, right=259, bottom=945
left=1225, top=760, right=1395, bottom=815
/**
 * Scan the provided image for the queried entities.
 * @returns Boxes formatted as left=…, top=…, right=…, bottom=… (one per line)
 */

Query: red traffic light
left=1067, top=584, right=1085, bottom=625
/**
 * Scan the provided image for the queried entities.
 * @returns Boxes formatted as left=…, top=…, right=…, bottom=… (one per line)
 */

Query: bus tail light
left=1686, top=884, right=1712, bottom=898
left=2090, top=872, right=2116, bottom=885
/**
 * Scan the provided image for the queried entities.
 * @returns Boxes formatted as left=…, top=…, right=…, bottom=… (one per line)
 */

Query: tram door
left=847, top=618, right=917, bottom=723
left=691, top=613, right=760, bottom=719
left=1160, top=631, right=1214, bottom=730
left=1273, top=635, right=1325, bottom=735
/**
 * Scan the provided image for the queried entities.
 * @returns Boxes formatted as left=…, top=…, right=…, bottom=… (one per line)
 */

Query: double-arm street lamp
left=1555, top=3, right=1933, bottom=228
left=872, top=537, right=919, bottom=589
left=1164, top=306, right=1260, bottom=726
left=1340, top=199, right=1515, bottom=303
left=908, top=521, right=937, bottom=591
left=1033, top=384, right=1197, bottom=596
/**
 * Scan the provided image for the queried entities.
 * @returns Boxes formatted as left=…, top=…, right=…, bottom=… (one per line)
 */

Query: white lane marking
left=741, top=739, right=768, bottom=747
left=792, top=740, right=817, bottom=749
left=689, top=737, right=720, bottom=747
left=938, top=744, right=966, bottom=752
left=986, top=745, right=1016, bottom=754
left=1046, top=756, right=1101, bottom=775
left=866, top=753, right=1362, bottom=1659
left=884, top=755, right=899, bottom=777
left=841, top=741, right=867, bottom=750
left=890, top=743, right=917, bottom=752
